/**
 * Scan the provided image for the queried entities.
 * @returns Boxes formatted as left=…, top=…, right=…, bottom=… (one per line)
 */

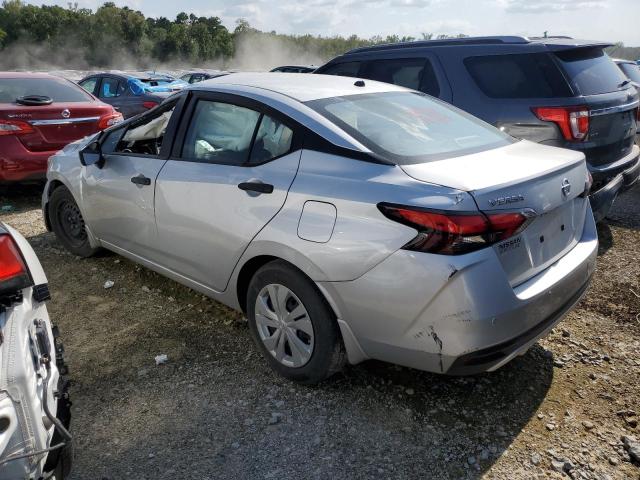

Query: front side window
left=465, top=53, right=572, bottom=99
left=79, top=78, right=98, bottom=95
left=320, top=62, right=362, bottom=78
left=182, top=100, right=261, bottom=164
left=115, top=102, right=177, bottom=156
left=100, top=77, right=125, bottom=98
left=363, top=58, right=440, bottom=97
left=307, top=91, right=513, bottom=165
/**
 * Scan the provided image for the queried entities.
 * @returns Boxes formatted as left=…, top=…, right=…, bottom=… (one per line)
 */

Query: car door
left=154, top=91, right=302, bottom=292
left=81, top=95, right=186, bottom=257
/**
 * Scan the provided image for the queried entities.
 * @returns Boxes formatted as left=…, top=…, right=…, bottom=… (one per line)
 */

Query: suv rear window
left=307, top=91, right=513, bottom=165
left=554, top=48, right=628, bottom=95
left=0, top=77, right=93, bottom=103
left=465, top=53, right=572, bottom=99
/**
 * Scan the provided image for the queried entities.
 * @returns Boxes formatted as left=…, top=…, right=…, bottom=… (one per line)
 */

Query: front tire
left=247, top=260, right=346, bottom=384
left=49, top=187, right=98, bottom=258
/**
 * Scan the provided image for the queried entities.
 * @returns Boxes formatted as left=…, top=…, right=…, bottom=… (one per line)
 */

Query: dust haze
left=0, top=35, right=326, bottom=78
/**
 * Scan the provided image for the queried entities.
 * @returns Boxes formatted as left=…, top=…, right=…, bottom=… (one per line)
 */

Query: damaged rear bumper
left=319, top=204, right=598, bottom=375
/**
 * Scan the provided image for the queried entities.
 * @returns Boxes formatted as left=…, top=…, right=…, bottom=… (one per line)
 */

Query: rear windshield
left=306, top=91, right=514, bottom=164
left=554, top=48, right=628, bottom=95
left=618, top=62, right=640, bottom=84
left=0, top=77, right=93, bottom=103
left=465, top=53, right=572, bottom=98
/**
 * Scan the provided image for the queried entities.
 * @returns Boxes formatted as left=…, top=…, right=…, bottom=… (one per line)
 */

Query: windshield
left=618, top=62, right=640, bottom=84
left=0, top=77, right=93, bottom=103
left=555, top=48, right=629, bottom=95
left=306, top=91, right=514, bottom=164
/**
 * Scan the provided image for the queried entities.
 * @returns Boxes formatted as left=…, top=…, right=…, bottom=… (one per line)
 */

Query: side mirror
left=79, top=141, right=103, bottom=167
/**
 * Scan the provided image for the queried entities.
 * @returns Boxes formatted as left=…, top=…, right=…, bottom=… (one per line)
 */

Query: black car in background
left=315, top=36, right=640, bottom=221
left=78, top=71, right=187, bottom=119
left=179, top=70, right=230, bottom=84
left=270, top=65, right=317, bottom=73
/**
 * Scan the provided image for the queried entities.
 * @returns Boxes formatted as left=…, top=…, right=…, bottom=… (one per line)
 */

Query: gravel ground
left=0, top=185, right=639, bottom=480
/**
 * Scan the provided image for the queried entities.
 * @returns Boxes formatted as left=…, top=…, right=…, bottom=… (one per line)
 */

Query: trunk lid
left=0, top=101, right=112, bottom=152
left=401, top=140, right=589, bottom=285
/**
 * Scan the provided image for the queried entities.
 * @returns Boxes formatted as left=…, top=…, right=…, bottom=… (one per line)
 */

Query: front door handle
left=238, top=181, right=274, bottom=194
left=131, top=174, right=151, bottom=186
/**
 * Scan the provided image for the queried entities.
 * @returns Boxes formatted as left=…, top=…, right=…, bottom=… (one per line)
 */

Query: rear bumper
left=0, top=137, right=55, bottom=184
left=320, top=204, right=598, bottom=375
left=589, top=144, right=639, bottom=222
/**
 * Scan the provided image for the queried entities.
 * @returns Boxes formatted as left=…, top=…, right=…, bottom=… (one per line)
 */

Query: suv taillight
left=97, top=111, right=124, bottom=130
left=0, top=234, right=31, bottom=297
left=142, top=101, right=159, bottom=110
left=378, top=203, right=530, bottom=255
left=532, top=106, right=590, bottom=141
left=0, top=119, right=35, bottom=136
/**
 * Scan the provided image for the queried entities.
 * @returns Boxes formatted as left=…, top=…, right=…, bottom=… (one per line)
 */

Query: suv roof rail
left=345, top=36, right=530, bottom=54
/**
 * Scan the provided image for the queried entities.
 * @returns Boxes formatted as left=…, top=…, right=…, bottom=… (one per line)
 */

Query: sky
left=27, top=0, right=640, bottom=46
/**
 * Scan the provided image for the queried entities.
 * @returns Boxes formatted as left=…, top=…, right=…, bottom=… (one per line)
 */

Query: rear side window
left=320, top=62, right=362, bottom=77
left=182, top=100, right=261, bottom=165
left=249, top=115, right=293, bottom=164
left=465, top=53, right=572, bottom=98
left=555, top=48, right=628, bottom=95
left=307, top=91, right=513, bottom=164
left=364, top=58, right=440, bottom=97
left=0, top=77, right=93, bottom=103
left=617, top=62, right=640, bottom=84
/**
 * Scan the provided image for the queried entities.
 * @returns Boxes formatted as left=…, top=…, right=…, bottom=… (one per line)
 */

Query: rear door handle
left=238, top=181, right=274, bottom=194
left=131, top=174, right=151, bottom=186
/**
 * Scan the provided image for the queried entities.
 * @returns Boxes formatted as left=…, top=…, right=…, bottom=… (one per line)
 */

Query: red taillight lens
left=97, top=111, right=124, bottom=130
left=378, top=204, right=529, bottom=255
left=0, top=119, right=35, bottom=136
left=142, top=101, right=159, bottom=110
left=532, top=106, right=590, bottom=141
left=0, top=234, right=31, bottom=296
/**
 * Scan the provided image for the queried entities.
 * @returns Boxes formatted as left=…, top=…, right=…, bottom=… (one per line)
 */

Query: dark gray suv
left=315, top=36, right=640, bottom=221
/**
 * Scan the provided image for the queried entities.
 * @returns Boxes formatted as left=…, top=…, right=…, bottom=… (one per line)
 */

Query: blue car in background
left=78, top=71, right=187, bottom=119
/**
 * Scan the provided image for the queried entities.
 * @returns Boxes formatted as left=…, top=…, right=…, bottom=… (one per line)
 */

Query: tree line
left=0, top=0, right=636, bottom=70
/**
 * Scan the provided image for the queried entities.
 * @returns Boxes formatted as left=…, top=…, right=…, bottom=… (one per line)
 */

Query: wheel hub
left=255, top=284, right=314, bottom=368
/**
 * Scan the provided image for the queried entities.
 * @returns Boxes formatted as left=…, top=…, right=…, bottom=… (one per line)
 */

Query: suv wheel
left=49, top=187, right=98, bottom=258
left=246, top=260, right=345, bottom=384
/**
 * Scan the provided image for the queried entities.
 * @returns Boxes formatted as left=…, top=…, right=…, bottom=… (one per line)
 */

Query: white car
left=0, top=223, right=72, bottom=479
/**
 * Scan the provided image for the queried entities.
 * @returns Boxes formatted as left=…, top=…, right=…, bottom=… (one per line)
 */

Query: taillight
left=532, top=106, right=590, bottom=141
left=142, top=101, right=159, bottom=110
left=97, top=111, right=124, bottom=130
left=0, top=234, right=31, bottom=297
left=0, top=119, right=34, bottom=136
left=378, top=204, right=529, bottom=255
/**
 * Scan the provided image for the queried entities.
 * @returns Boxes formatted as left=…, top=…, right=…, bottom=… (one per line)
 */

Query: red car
left=0, top=73, right=122, bottom=185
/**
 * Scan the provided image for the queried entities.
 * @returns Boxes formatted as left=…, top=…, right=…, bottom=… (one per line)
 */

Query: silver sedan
left=43, top=73, right=598, bottom=383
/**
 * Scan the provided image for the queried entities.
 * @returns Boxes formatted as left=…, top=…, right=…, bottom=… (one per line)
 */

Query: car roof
left=344, top=35, right=613, bottom=55
left=0, top=72, right=59, bottom=79
left=197, top=72, right=406, bottom=102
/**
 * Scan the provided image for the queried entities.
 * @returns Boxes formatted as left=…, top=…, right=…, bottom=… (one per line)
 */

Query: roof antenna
left=354, top=80, right=365, bottom=87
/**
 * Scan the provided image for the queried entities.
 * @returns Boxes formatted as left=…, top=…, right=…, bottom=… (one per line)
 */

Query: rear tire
left=49, top=187, right=98, bottom=258
left=246, top=260, right=346, bottom=384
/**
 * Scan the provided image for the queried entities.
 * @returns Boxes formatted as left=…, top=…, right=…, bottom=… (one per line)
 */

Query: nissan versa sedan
left=42, top=74, right=598, bottom=384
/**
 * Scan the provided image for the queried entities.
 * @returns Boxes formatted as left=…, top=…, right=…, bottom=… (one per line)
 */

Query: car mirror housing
left=79, top=141, right=103, bottom=167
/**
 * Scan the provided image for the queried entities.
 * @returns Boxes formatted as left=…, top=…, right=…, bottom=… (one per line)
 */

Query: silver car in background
left=42, top=73, right=598, bottom=384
